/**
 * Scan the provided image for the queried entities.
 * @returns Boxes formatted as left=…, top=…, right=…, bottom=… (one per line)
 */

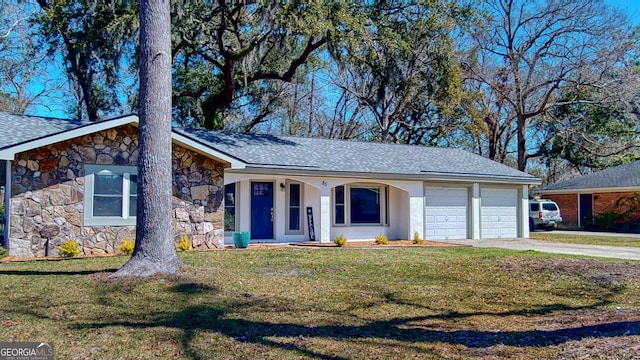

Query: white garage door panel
left=481, top=188, right=518, bottom=238
left=425, top=187, right=468, bottom=240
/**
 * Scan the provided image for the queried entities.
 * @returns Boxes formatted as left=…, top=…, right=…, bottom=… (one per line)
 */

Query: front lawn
left=1, top=247, right=639, bottom=359
left=531, top=232, right=640, bottom=247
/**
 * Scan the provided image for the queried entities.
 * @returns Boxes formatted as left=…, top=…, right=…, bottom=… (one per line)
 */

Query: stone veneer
left=8, top=124, right=225, bottom=257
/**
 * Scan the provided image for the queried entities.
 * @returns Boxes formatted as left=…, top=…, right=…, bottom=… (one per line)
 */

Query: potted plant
left=232, top=231, right=251, bottom=248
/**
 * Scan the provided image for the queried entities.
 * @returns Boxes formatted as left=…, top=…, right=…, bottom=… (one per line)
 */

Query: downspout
left=3, top=160, right=10, bottom=250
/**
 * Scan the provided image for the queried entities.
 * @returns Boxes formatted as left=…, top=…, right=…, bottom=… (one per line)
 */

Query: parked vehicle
left=529, top=199, right=562, bottom=230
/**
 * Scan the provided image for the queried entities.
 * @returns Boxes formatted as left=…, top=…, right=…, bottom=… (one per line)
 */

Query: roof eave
left=229, top=166, right=541, bottom=185
left=537, top=186, right=640, bottom=194
left=170, top=132, right=246, bottom=169
left=0, top=115, right=139, bottom=160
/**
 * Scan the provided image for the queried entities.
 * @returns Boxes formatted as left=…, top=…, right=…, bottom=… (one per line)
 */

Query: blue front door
left=251, top=182, right=274, bottom=239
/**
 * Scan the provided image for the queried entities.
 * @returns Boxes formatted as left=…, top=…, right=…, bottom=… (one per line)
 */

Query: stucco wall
left=8, top=124, right=225, bottom=257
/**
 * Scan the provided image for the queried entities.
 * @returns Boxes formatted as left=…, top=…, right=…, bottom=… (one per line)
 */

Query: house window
left=351, top=186, right=381, bottom=224
left=286, top=182, right=303, bottom=234
left=335, top=185, right=345, bottom=224
left=224, top=183, right=237, bottom=231
left=84, top=165, right=137, bottom=226
left=334, top=184, right=388, bottom=226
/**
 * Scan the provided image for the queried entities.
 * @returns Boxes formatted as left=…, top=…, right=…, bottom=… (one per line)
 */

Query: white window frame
left=285, top=181, right=304, bottom=235
left=333, top=184, right=389, bottom=226
left=224, top=182, right=238, bottom=233
left=84, top=164, right=137, bottom=226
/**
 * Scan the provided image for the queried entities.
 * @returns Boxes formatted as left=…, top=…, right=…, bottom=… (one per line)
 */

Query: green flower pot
left=233, top=231, right=251, bottom=248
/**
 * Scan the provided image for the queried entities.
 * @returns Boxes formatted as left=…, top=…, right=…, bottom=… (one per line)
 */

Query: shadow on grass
left=73, top=300, right=640, bottom=359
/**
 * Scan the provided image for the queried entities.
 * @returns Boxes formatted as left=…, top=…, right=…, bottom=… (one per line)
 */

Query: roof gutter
left=228, top=166, right=541, bottom=185
left=536, top=186, right=640, bottom=194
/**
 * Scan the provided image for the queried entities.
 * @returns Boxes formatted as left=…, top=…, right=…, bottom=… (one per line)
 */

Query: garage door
left=481, top=188, right=518, bottom=238
left=425, top=187, right=468, bottom=240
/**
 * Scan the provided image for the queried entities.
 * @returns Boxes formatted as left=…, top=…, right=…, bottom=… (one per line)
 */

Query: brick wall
left=544, top=194, right=578, bottom=229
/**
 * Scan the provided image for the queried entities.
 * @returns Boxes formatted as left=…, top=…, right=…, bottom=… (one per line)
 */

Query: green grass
left=531, top=232, right=640, bottom=247
left=1, top=248, right=639, bottom=359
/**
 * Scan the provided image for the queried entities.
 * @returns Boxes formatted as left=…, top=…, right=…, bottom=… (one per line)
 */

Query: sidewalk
left=551, top=230, right=640, bottom=238
left=441, top=237, right=640, bottom=261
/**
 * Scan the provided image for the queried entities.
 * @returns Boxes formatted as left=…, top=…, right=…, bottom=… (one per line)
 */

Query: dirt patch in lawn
left=498, top=256, right=640, bottom=358
left=499, top=256, right=640, bottom=286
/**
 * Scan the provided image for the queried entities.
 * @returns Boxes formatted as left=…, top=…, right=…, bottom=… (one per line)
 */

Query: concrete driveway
left=441, top=235, right=640, bottom=261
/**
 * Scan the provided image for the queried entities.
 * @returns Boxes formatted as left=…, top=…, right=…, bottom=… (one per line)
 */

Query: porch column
left=319, top=187, right=331, bottom=243
left=409, top=195, right=424, bottom=241
left=520, top=185, right=530, bottom=238
left=471, top=183, right=481, bottom=239
left=401, top=182, right=424, bottom=240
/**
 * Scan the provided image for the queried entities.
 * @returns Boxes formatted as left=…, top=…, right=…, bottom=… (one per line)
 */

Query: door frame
left=578, top=193, right=593, bottom=228
left=250, top=181, right=275, bottom=239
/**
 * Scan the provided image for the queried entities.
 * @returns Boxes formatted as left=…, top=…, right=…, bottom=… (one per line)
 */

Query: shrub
left=58, top=240, right=80, bottom=258
left=374, top=233, right=388, bottom=245
left=412, top=231, right=423, bottom=245
left=334, top=234, right=347, bottom=247
left=177, top=234, right=191, bottom=251
left=119, top=239, right=135, bottom=256
left=0, top=245, right=7, bottom=259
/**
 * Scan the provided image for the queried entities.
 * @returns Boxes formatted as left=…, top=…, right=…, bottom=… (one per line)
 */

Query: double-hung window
left=224, top=183, right=237, bottom=231
left=334, top=184, right=388, bottom=226
left=84, top=165, right=137, bottom=226
left=286, top=182, right=303, bottom=234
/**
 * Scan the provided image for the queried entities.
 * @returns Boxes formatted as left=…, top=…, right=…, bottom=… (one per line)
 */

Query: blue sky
left=22, top=1, right=640, bottom=119
left=606, top=0, right=640, bottom=23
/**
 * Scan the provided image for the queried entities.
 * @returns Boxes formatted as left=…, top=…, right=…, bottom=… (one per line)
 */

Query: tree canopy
left=6, top=0, right=640, bottom=180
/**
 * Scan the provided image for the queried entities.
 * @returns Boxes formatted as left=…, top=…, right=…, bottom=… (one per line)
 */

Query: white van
left=529, top=199, right=562, bottom=230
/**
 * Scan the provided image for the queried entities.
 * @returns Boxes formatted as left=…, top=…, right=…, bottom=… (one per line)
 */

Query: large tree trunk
left=112, top=0, right=182, bottom=278
left=517, top=115, right=527, bottom=171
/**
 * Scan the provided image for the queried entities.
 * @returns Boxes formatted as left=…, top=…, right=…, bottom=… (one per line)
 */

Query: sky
left=17, top=1, right=640, bottom=120
left=606, top=0, right=640, bottom=24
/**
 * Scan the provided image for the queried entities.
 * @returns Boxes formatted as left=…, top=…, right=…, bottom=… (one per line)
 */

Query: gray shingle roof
left=0, top=111, right=538, bottom=183
left=0, top=112, right=87, bottom=149
left=540, top=160, right=640, bottom=191
left=175, top=128, right=539, bottom=182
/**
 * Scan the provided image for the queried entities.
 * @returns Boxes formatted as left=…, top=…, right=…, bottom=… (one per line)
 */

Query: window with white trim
left=335, top=185, right=345, bottom=225
left=84, top=165, right=137, bottom=226
left=334, top=184, right=388, bottom=226
left=224, top=183, right=237, bottom=232
left=286, top=182, right=303, bottom=234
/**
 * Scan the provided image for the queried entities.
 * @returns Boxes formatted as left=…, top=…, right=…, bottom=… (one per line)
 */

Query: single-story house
left=176, top=129, right=540, bottom=244
left=536, top=161, right=640, bottom=232
left=1, top=112, right=540, bottom=257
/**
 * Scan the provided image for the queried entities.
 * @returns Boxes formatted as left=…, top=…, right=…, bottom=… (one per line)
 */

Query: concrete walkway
left=441, top=237, right=640, bottom=261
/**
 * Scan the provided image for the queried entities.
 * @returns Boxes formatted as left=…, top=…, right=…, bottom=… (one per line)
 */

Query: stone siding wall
left=8, top=125, right=224, bottom=257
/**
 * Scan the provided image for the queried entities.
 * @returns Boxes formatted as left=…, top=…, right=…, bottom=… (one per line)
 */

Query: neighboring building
left=537, top=161, right=640, bottom=232
left=1, top=112, right=541, bottom=257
